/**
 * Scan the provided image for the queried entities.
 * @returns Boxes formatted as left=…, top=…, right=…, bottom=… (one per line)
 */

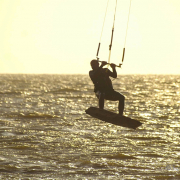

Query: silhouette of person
left=89, top=59, right=125, bottom=116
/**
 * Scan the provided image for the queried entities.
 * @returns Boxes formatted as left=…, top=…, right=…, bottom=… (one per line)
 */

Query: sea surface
left=0, top=74, right=180, bottom=179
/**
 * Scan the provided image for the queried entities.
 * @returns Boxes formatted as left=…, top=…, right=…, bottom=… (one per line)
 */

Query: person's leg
left=118, top=94, right=125, bottom=116
left=99, top=92, right=105, bottom=109
left=95, top=91, right=105, bottom=109
left=105, top=91, right=125, bottom=115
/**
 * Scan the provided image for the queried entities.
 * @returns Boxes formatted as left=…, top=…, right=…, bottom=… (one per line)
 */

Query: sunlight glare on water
left=0, top=74, right=179, bottom=179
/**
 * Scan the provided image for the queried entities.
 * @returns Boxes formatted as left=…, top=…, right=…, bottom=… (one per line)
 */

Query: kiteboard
left=85, top=107, right=142, bottom=129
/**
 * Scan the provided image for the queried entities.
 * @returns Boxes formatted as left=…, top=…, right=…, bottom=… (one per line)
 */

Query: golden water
left=0, top=74, right=179, bottom=179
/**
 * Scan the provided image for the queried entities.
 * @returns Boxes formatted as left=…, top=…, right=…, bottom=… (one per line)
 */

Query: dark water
left=0, top=74, right=180, bottom=179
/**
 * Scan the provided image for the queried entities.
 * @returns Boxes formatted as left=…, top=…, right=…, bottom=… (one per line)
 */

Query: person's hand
left=110, top=63, right=116, bottom=68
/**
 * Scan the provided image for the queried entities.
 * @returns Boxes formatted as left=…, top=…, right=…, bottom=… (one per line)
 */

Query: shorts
left=95, top=90, right=124, bottom=101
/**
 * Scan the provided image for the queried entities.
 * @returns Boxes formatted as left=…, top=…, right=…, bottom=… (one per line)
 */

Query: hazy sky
left=0, top=0, right=180, bottom=74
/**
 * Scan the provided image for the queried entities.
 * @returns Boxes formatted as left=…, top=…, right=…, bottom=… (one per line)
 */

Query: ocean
left=0, top=74, right=179, bottom=179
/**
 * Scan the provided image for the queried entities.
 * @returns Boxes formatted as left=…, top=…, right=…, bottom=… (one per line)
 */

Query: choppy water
left=0, top=74, right=180, bottom=179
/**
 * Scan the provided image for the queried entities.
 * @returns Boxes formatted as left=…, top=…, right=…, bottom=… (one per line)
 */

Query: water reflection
left=0, top=74, right=179, bottom=179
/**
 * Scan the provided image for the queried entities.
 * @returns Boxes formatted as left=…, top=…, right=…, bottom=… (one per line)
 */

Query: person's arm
left=90, top=61, right=107, bottom=79
left=109, top=63, right=117, bottom=78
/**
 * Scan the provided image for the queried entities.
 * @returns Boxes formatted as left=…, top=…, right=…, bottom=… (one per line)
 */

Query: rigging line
left=107, top=0, right=118, bottom=66
left=122, top=0, right=132, bottom=63
left=96, top=0, right=110, bottom=59
left=124, top=0, right=132, bottom=47
left=99, top=0, right=109, bottom=43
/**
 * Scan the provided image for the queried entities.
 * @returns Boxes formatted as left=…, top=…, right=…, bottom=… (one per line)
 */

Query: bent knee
left=119, top=94, right=125, bottom=101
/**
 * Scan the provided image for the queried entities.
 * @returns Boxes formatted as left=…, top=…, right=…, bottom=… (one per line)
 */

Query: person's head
left=90, top=59, right=99, bottom=70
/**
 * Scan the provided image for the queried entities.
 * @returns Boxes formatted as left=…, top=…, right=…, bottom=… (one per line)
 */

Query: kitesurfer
left=89, top=59, right=125, bottom=116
